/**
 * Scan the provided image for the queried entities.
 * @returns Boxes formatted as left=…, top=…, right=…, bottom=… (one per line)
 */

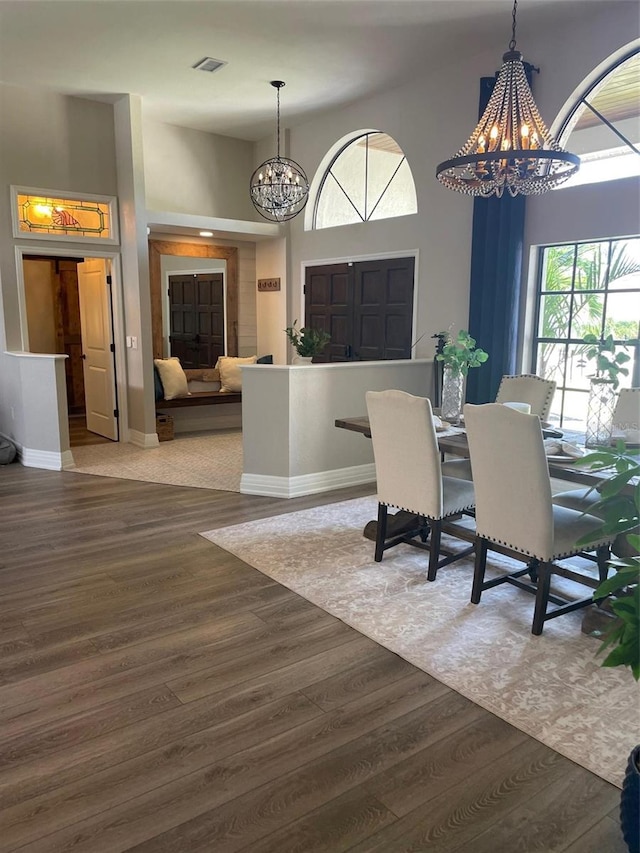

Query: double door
left=169, top=273, right=225, bottom=368
left=304, top=257, right=415, bottom=362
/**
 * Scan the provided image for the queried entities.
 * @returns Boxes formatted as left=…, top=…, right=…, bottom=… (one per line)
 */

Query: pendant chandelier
left=250, top=81, right=309, bottom=222
left=436, top=0, right=580, bottom=198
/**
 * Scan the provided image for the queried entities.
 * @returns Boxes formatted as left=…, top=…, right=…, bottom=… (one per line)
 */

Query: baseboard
left=20, top=446, right=70, bottom=471
left=241, top=462, right=376, bottom=498
left=129, top=429, right=160, bottom=448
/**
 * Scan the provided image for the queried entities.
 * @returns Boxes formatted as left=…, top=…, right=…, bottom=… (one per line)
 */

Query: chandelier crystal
left=250, top=81, right=309, bottom=222
left=436, top=0, right=580, bottom=198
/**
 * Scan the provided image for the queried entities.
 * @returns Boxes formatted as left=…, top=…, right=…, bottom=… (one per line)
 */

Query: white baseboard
left=241, top=462, right=376, bottom=498
left=129, top=429, right=160, bottom=448
left=20, top=447, right=70, bottom=471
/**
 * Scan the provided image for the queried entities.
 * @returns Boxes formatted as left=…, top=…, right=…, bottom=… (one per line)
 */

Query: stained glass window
left=12, top=189, right=117, bottom=242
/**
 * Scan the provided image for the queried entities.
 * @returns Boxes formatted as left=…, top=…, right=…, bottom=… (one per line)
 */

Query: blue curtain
left=465, top=74, right=529, bottom=404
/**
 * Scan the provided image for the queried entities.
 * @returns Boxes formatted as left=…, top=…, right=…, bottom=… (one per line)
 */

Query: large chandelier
left=250, top=81, right=309, bottom=222
left=436, top=0, right=580, bottom=198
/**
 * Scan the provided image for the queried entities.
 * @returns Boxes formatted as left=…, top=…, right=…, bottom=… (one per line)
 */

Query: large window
left=532, top=237, right=640, bottom=429
left=312, top=132, right=417, bottom=230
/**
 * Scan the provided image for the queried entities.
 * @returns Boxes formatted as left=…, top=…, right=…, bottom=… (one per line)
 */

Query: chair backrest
left=613, top=387, right=640, bottom=428
left=464, top=403, right=554, bottom=557
left=495, top=374, right=556, bottom=421
left=366, top=389, right=443, bottom=517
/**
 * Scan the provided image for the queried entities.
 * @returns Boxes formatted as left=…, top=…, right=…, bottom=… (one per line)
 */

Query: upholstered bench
left=155, top=368, right=241, bottom=410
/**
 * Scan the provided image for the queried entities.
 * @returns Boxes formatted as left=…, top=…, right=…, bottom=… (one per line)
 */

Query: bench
left=155, top=368, right=242, bottom=411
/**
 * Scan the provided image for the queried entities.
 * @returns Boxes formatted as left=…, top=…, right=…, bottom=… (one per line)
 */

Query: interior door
left=305, top=257, right=415, bottom=361
left=169, top=272, right=225, bottom=367
left=77, top=258, right=118, bottom=440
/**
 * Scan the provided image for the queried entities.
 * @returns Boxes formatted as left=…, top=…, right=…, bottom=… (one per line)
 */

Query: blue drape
left=465, top=75, right=528, bottom=404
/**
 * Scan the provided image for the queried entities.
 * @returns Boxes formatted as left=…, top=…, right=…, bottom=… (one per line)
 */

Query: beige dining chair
left=366, top=389, right=476, bottom=581
left=464, top=402, right=612, bottom=635
left=614, top=387, right=640, bottom=428
left=442, top=373, right=557, bottom=483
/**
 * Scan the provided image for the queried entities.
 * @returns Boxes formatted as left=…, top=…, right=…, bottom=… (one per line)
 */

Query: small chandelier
left=250, top=81, right=309, bottom=222
left=436, top=0, right=580, bottom=198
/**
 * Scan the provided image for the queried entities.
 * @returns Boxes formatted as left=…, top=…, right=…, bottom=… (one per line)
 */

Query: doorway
left=22, top=255, right=119, bottom=445
left=167, top=271, right=226, bottom=368
left=305, top=256, right=415, bottom=361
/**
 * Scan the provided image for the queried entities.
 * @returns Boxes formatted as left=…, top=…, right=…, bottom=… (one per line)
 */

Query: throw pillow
left=153, top=357, right=189, bottom=400
left=257, top=354, right=273, bottom=364
left=217, top=356, right=257, bottom=392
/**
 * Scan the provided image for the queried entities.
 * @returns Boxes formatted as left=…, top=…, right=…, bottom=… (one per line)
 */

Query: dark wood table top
left=334, top=415, right=609, bottom=488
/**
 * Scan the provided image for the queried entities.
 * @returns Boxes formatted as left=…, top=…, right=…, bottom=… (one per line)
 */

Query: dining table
left=334, top=414, right=609, bottom=489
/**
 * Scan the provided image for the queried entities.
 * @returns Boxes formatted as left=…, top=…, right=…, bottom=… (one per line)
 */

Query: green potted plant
left=581, top=333, right=630, bottom=447
left=435, top=329, right=489, bottom=421
left=577, top=442, right=639, bottom=852
left=284, top=320, right=331, bottom=363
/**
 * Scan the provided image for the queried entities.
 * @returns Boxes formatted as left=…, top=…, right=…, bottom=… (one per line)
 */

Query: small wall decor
left=257, top=277, right=281, bottom=292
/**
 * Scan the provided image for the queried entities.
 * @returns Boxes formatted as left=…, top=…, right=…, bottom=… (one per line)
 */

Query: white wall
left=241, top=359, right=433, bottom=496
left=256, top=238, right=287, bottom=363
left=143, top=118, right=257, bottom=221
left=0, top=84, right=118, bottom=451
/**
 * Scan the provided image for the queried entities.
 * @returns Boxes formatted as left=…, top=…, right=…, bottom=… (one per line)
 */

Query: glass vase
left=441, top=365, right=464, bottom=423
left=585, top=377, right=616, bottom=448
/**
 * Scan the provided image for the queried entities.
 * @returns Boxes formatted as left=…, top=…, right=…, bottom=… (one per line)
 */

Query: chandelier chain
left=276, top=85, right=281, bottom=159
left=509, top=0, right=518, bottom=51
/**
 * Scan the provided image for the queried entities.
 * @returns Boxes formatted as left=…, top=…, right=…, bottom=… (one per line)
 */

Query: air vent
left=192, top=57, right=227, bottom=73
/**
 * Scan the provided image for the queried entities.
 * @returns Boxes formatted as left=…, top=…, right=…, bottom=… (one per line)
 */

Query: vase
left=441, top=365, right=464, bottom=422
left=585, top=377, right=616, bottom=448
left=292, top=355, right=313, bottom=365
left=621, top=745, right=640, bottom=852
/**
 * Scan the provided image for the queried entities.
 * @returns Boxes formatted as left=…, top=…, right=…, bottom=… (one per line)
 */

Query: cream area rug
left=71, top=429, right=243, bottom=492
left=200, top=495, right=640, bottom=788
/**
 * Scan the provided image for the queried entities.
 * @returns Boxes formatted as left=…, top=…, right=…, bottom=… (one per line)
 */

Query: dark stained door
left=305, top=257, right=415, bottom=362
left=169, top=273, right=225, bottom=368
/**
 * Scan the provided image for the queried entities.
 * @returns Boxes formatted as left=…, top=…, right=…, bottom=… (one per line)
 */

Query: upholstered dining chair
left=442, top=373, right=557, bottom=483
left=494, top=374, right=557, bottom=421
left=366, top=389, right=476, bottom=581
left=464, top=402, right=613, bottom=635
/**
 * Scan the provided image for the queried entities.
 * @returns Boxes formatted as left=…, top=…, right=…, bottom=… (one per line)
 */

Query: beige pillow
left=217, top=356, right=257, bottom=392
left=154, top=357, right=189, bottom=400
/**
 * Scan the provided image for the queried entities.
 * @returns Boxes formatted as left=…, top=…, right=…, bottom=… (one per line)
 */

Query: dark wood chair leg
left=596, top=545, right=610, bottom=585
left=532, top=562, right=552, bottom=635
left=471, top=537, right=488, bottom=603
left=374, top=503, right=388, bottom=562
left=426, top=520, right=442, bottom=582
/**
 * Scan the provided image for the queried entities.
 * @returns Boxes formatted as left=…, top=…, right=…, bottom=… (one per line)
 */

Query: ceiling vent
left=192, top=57, right=227, bottom=73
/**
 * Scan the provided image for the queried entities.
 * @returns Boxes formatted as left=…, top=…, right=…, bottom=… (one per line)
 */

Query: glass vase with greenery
left=435, top=329, right=489, bottom=421
left=581, top=334, right=630, bottom=446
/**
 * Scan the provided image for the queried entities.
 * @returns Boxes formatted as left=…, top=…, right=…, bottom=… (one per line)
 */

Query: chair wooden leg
left=596, top=545, right=610, bottom=585
left=471, top=537, right=488, bottom=603
left=426, top=520, right=442, bottom=582
left=374, top=503, right=388, bottom=563
left=532, top=562, right=552, bottom=635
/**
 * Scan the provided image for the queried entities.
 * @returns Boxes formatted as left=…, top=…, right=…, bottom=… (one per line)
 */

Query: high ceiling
left=0, top=0, right=612, bottom=141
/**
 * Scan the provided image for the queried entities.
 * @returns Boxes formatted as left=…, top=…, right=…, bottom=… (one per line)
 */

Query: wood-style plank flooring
left=0, top=464, right=628, bottom=852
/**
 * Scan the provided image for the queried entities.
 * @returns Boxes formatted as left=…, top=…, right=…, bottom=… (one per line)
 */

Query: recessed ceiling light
left=192, top=57, right=227, bottom=74
left=199, top=230, right=213, bottom=237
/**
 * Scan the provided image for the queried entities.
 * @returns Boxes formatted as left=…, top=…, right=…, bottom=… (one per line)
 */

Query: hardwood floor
left=68, top=415, right=113, bottom=447
left=0, top=464, right=628, bottom=852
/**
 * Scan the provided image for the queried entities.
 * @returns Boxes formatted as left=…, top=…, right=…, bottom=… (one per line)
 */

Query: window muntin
left=313, top=132, right=417, bottom=230
left=532, top=237, right=640, bottom=429
left=560, top=49, right=640, bottom=189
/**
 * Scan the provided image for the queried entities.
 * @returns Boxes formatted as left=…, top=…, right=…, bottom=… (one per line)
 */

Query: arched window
left=557, top=45, right=640, bottom=188
left=311, top=131, right=417, bottom=230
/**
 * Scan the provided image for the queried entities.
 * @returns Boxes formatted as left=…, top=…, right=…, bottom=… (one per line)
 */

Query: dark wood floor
left=0, top=464, right=627, bottom=852
left=68, top=414, right=113, bottom=447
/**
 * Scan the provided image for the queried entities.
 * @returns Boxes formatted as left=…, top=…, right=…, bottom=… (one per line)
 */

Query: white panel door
left=77, top=258, right=118, bottom=440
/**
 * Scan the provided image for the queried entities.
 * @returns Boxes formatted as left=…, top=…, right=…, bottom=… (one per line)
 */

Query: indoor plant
left=577, top=442, right=639, bottom=852
left=285, top=320, right=331, bottom=363
left=581, top=333, right=630, bottom=447
left=435, top=329, right=488, bottom=421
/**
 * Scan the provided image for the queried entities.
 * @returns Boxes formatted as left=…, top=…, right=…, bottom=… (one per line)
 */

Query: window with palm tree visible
left=533, top=237, right=640, bottom=429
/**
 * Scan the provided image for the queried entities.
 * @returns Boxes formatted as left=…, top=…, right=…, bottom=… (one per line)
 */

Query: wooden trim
left=148, top=239, right=239, bottom=359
